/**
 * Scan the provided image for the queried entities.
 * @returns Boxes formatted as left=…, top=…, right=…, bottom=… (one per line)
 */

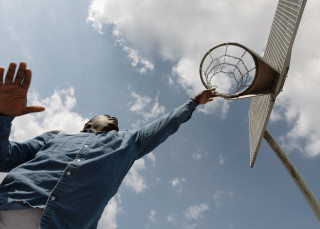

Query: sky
left=0, top=0, right=320, bottom=228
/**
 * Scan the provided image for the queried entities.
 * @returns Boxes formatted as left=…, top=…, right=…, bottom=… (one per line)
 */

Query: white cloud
left=129, top=92, right=151, bottom=113
left=219, top=154, right=224, bottom=165
left=170, top=177, right=186, bottom=193
left=7, top=25, right=33, bottom=60
left=87, top=0, right=277, bottom=115
left=213, top=190, right=234, bottom=207
left=129, top=91, right=165, bottom=128
left=87, top=0, right=274, bottom=60
left=149, top=210, right=156, bottom=223
left=123, top=158, right=147, bottom=193
left=269, top=1, right=320, bottom=158
left=170, top=177, right=186, bottom=187
left=123, top=152, right=156, bottom=193
left=87, top=0, right=320, bottom=155
left=87, top=1, right=154, bottom=73
left=122, top=46, right=154, bottom=73
left=10, top=87, right=88, bottom=141
left=167, top=215, right=176, bottom=224
left=184, top=203, right=209, bottom=221
left=97, top=195, right=122, bottom=229
left=192, top=152, right=202, bottom=161
left=146, top=152, right=156, bottom=166
left=272, top=64, right=320, bottom=157
left=192, top=149, right=208, bottom=161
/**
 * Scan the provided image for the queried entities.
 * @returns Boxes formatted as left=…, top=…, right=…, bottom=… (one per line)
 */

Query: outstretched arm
left=0, top=62, right=45, bottom=116
left=135, top=89, right=217, bottom=159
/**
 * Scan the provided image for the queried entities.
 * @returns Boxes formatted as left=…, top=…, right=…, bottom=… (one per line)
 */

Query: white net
left=200, top=43, right=257, bottom=97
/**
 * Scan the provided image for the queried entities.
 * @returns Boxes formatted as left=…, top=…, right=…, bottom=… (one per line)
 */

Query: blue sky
left=1, top=0, right=320, bottom=228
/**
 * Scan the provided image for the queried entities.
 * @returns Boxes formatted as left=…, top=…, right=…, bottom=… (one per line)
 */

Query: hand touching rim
left=192, top=88, right=218, bottom=105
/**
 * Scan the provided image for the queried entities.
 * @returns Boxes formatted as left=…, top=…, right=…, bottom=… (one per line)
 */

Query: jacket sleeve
left=135, top=100, right=197, bottom=159
left=0, top=115, right=58, bottom=172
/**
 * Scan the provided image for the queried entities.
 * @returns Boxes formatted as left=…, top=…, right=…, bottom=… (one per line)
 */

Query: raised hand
left=192, top=88, right=218, bottom=105
left=0, top=62, right=45, bottom=116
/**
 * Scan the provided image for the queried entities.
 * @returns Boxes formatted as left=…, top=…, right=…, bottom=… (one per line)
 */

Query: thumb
left=23, top=105, right=46, bottom=115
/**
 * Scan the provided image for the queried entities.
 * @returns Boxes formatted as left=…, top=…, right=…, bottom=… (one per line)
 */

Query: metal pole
left=264, top=128, right=320, bottom=222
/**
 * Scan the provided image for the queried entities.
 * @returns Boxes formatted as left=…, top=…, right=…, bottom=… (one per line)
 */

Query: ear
left=85, top=123, right=92, bottom=129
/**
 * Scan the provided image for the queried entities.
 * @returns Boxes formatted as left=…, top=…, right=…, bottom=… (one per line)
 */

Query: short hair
left=83, top=114, right=113, bottom=130
left=83, top=116, right=97, bottom=130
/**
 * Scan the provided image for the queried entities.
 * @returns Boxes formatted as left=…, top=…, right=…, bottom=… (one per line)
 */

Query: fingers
left=4, top=62, right=17, bottom=84
left=23, top=105, right=45, bottom=115
left=21, top=68, right=32, bottom=90
left=204, top=88, right=216, bottom=92
left=198, top=88, right=217, bottom=104
left=205, top=88, right=217, bottom=98
left=2, top=62, right=32, bottom=89
left=2, top=62, right=30, bottom=86
left=14, top=62, right=27, bottom=85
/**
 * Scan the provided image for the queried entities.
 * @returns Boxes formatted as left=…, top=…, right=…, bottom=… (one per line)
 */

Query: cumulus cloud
left=87, top=0, right=276, bottom=116
left=170, top=177, right=186, bottom=193
left=87, top=0, right=320, bottom=158
left=122, top=152, right=156, bottom=194
left=272, top=63, right=320, bottom=157
left=269, top=1, right=320, bottom=158
left=97, top=195, right=122, bottom=229
left=149, top=210, right=156, bottom=223
left=10, top=87, right=88, bottom=141
left=123, top=158, right=147, bottom=193
left=146, top=152, right=156, bottom=166
left=87, top=0, right=273, bottom=60
left=219, top=154, right=224, bottom=165
left=129, top=91, right=165, bottom=128
left=192, top=149, right=208, bottom=161
left=192, top=151, right=202, bottom=161
left=7, top=25, right=33, bottom=60
left=87, top=2, right=154, bottom=73
left=213, top=190, right=234, bottom=207
left=184, top=203, right=210, bottom=221
left=122, top=46, right=154, bottom=73
left=167, top=215, right=176, bottom=224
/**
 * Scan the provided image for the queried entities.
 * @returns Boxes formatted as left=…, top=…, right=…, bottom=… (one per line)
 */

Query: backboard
left=249, top=0, right=307, bottom=167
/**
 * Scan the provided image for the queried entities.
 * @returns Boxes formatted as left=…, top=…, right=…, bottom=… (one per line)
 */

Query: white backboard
left=249, top=0, right=307, bottom=167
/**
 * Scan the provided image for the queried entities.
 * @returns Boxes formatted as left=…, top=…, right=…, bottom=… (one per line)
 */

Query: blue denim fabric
left=0, top=100, right=196, bottom=229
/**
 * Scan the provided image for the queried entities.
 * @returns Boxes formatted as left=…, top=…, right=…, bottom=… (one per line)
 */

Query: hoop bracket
left=235, top=46, right=280, bottom=99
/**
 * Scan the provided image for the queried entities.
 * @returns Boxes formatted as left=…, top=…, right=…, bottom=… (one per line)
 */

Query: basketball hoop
left=199, top=42, right=280, bottom=99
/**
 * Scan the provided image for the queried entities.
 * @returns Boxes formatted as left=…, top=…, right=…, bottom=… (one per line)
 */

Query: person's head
left=83, top=115, right=119, bottom=132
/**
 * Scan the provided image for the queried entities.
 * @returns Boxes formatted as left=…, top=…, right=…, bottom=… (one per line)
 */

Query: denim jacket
left=0, top=100, right=197, bottom=229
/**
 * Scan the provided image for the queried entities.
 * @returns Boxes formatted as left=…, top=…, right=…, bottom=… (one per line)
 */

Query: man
left=0, top=62, right=216, bottom=229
